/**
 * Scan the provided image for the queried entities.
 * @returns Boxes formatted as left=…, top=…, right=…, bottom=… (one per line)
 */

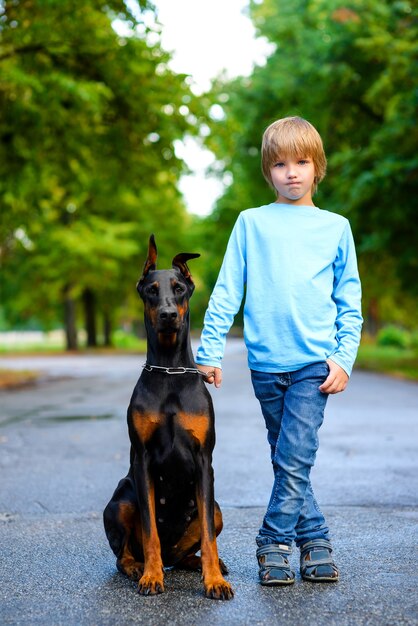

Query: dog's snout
left=160, top=310, right=178, bottom=320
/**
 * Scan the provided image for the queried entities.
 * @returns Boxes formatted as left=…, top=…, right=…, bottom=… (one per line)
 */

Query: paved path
left=0, top=341, right=417, bottom=625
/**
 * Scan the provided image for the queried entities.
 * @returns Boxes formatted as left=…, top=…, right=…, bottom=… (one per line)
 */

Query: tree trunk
left=63, top=287, right=78, bottom=351
left=82, top=288, right=97, bottom=347
left=103, top=312, right=112, bottom=347
left=367, top=297, right=379, bottom=337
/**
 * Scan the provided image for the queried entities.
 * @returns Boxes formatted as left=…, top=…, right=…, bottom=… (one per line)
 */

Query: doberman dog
left=103, top=235, right=233, bottom=600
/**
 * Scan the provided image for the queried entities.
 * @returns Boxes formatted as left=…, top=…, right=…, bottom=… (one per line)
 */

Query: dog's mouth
left=157, top=320, right=181, bottom=334
left=157, top=331, right=178, bottom=347
left=157, top=317, right=183, bottom=345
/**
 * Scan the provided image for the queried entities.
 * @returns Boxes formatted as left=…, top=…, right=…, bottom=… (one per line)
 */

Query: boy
left=196, top=116, right=362, bottom=585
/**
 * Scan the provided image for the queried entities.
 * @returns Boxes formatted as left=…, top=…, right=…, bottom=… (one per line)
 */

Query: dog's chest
left=131, top=406, right=210, bottom=448
left=130, top=380, right=212, bottom=450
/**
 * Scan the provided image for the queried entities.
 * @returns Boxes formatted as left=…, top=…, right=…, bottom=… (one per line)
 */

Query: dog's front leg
left=133, top=458, right=164, bottom=595
left=196, top=456, right=234, bottom=600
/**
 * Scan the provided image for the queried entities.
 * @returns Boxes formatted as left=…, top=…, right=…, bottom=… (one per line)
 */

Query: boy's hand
left=197, top=365, right=222, bottom=388
left=319, top=360, right=349, bottom=394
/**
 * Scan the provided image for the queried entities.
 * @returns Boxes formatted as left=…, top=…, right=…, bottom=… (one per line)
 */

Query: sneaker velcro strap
left=257, top=543, right=292, bottom=557
left=300, top=539, right=333, bottom=557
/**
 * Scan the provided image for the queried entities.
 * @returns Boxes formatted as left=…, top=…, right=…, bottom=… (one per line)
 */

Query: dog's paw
left=137, top=574, right=164, bottom=596
left=204, top=577, right=234, bottom=601
left=117, top=558, right=144, bottom=581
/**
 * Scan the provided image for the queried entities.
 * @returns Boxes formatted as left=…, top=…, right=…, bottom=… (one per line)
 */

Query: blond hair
left=261, top=116, right=327, bottom=195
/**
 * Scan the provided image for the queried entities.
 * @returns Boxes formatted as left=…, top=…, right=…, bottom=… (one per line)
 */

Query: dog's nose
left=159, top=310, right=178, bottom=320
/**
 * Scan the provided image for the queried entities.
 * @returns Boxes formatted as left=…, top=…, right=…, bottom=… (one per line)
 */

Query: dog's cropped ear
left=137, top=234, right=158, bottom=290
left=172, top=252, right=200, bottom=291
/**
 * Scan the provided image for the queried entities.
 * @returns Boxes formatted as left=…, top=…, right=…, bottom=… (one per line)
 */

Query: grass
left=356, top=343, right=418, bottom=381
left=0, top=343, right=65, bottom=354
left=0, top=330, right=147, bottom=354
left=0, top=330, right=147, bottom=388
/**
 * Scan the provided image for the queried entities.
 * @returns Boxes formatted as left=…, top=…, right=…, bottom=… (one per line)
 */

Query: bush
left=376, top=326, right=410, bottom=349
left=111, top=330, right=146, bottom=350
left=410, top=331, right=418, bottom=351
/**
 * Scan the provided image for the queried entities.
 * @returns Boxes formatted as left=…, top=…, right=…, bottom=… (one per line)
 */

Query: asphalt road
left=0, top=340, right=417, bottom=625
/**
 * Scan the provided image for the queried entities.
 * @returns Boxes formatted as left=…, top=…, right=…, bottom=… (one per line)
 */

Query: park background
left=0, top=0, right=417, bottom=381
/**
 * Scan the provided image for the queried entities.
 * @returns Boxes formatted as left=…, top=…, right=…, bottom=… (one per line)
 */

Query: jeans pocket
left=321, top=361, right=330, bottom=383
left=250, top=370, right=273, bottom=401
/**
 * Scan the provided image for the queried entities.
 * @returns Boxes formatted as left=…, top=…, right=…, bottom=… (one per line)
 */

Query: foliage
left=111, top=329, right=146, bottom=351
left=0, top=0, right=198, bottom=346
left=376, top=325, right=411, bottom=349
left=411, top=331, right=418, bottom=350
left=197, top=0, right=418, bottom=330
left=356, top=343, right=418, bottom=380
left=2, top=0, right=417, bottom=342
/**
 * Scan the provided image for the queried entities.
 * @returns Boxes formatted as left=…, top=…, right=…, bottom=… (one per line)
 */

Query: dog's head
left=137, top=235, right=200, bottom=342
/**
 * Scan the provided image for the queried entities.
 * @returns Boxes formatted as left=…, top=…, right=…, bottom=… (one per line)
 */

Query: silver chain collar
left=142, top=363, right=209, bottom=377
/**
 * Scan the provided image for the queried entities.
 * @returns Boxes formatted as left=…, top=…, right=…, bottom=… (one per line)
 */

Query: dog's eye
left=147, top=286, right=159, bottom=296
left=174, top=285, right=184, bottom=295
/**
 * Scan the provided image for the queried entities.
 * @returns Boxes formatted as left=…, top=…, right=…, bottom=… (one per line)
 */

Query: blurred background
left=0, top=0, right=417, bottom=379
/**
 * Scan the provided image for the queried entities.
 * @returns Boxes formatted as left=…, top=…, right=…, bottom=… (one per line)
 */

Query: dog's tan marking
left=157, top=332, right=177, bottom=347
left=196, top=494, right=233, bottom=599
left=118, top=501, right=136, bottom=526
left=118, top=501, right=142, bottom=543
left=139, top=237, right=158, bottom=282
left=176, top=301, right=189, bottom=320
left=138, top=482, right=164, bottom=594
left=117, top=502, right=144, bottom=579
left=177, top=412, right=209, bottom=445
left=132, top=410, right=162, bottom=443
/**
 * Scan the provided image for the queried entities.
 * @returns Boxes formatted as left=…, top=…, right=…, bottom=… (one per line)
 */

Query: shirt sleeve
left=328, top=221, right=363, bottom=376
left=196, top=214, right=247, bottom=368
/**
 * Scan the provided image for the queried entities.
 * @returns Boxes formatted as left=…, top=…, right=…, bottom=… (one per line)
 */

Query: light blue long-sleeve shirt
left=196, top=203, right=363, bottom=376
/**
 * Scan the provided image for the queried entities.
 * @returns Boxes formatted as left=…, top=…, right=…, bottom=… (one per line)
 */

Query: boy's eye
left=274, top=162, right=285, bottom=168
left=298, top=159, right=309, bottom=165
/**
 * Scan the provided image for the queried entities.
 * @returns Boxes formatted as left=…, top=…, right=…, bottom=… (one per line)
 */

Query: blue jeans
left=251, top=362, right=330, bottom=548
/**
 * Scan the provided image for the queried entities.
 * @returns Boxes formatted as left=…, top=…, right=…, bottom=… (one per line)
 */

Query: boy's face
left=270, top=155, right=316, bottom=205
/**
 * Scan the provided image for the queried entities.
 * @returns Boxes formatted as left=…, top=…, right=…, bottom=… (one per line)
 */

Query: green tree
left=198, top=0, right=418, bottom=331
left=0, top=0, right=197, bottom=348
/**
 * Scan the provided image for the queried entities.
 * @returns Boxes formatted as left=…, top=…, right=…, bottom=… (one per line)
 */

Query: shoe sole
left=301, top=575, right=339, bottom=583
left=260, top=578, right=295, bottom=586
